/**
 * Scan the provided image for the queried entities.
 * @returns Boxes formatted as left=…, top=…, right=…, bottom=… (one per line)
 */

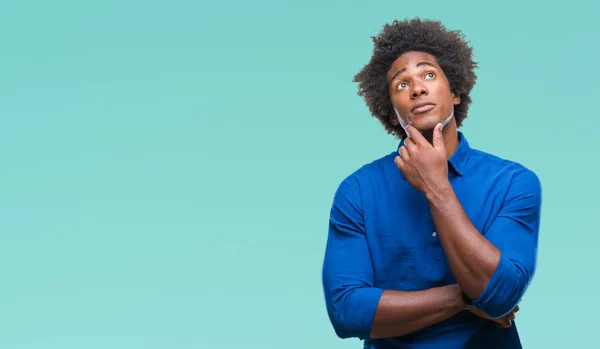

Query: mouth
left=412, top=102, right=436, bottom=114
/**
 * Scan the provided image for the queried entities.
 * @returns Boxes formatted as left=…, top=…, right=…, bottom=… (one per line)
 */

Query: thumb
left=433, top=123, right=445, bottom=149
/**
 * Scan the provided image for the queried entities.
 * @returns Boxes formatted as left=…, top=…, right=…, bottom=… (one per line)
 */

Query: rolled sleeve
left=474, top=168, right=542, bottom=318
left=322, top=175, right=383, bottom=339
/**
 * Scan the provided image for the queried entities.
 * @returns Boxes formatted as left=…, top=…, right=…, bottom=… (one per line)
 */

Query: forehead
left=387, top=51, right=440, bottom=80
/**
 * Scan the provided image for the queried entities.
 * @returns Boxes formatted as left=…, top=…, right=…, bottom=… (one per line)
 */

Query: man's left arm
left=427, top=166, right=541, bottom=318
left=395, top=124, right=542, bottom=319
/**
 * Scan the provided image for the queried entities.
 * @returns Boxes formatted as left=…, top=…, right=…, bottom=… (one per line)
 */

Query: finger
left=514, top=305, right=520, bottom=313
left=507, top=312, right=516, bottom=321
left=394, top=155, right=406, bottom=173
left=404, top=125, right=427, bottom=146
left=394, top=152, right=404, bottom=165
left=495, top=317, right=512, bottom=328
left=432, top=123, right=445, bottom=149
left=404, top=137, right=418, bottom=153
left=398, top=145, right=410, bottom=160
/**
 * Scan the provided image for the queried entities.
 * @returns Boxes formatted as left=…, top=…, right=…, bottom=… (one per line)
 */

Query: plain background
left=1, top=0, right=599, bottom=348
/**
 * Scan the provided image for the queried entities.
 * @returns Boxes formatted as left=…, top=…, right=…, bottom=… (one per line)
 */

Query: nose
left=411, top=82, right=428, bottom=98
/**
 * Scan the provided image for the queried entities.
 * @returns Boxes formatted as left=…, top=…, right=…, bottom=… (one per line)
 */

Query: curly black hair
left=353, top=18, right=478, bottom=139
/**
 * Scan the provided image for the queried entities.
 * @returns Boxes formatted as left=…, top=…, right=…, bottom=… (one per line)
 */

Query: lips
left=412, top=102, right=435, bottom=114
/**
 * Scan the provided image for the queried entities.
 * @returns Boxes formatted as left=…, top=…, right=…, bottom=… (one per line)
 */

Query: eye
left=396, top=82, right=408, bottom=91
left=425, top=72, right=436, bottom=79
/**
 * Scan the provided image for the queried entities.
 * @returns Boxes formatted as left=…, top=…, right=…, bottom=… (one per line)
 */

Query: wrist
left=424, top=179, right=453, bottom=202
left=461, top=292, right=473, bottom=311
left=451, top=284, right=473, bottom=312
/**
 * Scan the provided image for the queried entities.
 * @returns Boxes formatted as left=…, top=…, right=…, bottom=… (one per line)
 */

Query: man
left=321, top=18, right=542, bottom=348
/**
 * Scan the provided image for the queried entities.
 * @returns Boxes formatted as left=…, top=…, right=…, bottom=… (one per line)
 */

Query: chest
left=363, top=177, right=504, bottom=291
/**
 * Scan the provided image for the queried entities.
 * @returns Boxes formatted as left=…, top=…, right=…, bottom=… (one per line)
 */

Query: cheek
left=433, top=85, right=453, bottom=104
left=390, top=92, right=409, bottom=111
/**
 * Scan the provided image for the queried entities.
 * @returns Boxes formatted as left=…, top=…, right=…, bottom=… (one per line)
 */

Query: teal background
left=1, top=0, right=598, bottom=348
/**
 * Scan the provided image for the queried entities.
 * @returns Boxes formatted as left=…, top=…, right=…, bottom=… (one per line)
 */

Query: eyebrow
left=390, top=62, right=437, bottom=82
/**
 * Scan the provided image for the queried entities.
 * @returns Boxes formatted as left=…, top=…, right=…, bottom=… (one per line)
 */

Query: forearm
left=370, top=284, right=465, bottom=338
left=426, top=182, right=500, bottom=300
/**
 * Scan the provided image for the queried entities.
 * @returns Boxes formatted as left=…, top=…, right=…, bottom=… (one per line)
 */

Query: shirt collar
left=397, top=131, right=471, bottom=176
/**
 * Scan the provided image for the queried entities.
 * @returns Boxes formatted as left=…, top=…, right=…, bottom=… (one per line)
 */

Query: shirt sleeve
left=321, top=175, right=384, bottom=339
left=473, top=167, right=542, bottom=318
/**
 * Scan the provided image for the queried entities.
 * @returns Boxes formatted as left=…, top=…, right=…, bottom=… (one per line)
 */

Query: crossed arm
left=322, top=165, right=541, bottom=339
left=426, top=168, right=542, bottom=314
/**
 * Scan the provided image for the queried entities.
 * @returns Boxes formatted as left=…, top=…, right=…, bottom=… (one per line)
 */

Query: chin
left=410, top=121, right=438, bottom=132
left=409, top=114, right=444, bottom=131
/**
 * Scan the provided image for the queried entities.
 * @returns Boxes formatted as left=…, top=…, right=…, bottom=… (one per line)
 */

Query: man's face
left=387, top=51, right=460, bottom=133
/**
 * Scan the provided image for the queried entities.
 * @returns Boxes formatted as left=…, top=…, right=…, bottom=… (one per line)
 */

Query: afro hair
left=353, top=18, right=478, bottom=139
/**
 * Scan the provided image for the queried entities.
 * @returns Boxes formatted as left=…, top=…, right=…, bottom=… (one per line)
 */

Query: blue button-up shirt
left=322, top=131, right=542, bottom=348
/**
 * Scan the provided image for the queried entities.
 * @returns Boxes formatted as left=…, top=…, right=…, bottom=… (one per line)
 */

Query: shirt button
left=432, top=232, right=437, bottom=237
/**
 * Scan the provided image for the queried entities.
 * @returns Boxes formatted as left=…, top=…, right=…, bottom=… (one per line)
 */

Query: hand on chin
left=408, top=119, right=439, bottom=140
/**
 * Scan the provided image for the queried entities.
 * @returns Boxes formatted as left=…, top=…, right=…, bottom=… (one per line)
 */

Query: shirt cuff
left=473, top=255, right=520, bottom=318
left=331, top=287, right=384, bottom=339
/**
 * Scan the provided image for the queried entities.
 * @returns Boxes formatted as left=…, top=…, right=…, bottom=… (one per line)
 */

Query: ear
left=451, top=92, right=461, bottom=105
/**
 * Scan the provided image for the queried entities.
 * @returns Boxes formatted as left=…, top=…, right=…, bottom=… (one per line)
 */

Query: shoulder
left=336, top=152, right=396, bottom=190
left=470, top=148, right=540, bottom=182
left=468, top=148, right=542, bottom=206
left=332, top=152, right=397, bottom=202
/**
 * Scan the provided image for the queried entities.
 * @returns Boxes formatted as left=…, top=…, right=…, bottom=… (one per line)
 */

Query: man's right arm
left=369, top=285, right=466, bottom=338
left=322, top=176, right=467, bottom=339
